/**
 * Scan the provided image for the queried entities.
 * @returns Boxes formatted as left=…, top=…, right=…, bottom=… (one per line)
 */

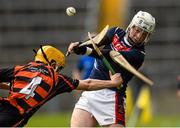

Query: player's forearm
left=77, top=79, right=122, bottom=91
left=74, top=45, right=102, bottom=59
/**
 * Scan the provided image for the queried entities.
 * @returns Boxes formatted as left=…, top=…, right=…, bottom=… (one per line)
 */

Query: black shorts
left=0, top=101, right=25, bottom=127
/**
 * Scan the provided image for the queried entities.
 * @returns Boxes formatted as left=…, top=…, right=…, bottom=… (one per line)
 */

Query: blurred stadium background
left=0, top=0, right=180, bottom=126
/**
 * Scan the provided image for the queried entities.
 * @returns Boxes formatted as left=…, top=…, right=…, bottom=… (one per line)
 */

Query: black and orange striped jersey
left=0, top=61, right=79, bottom=115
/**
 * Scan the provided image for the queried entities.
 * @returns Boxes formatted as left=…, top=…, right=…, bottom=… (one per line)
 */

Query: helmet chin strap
left=127, top=35, right=146, bottom=47
left=40, top=45, right=51, bottom=65
left=127, top=35, right=135, bottom=46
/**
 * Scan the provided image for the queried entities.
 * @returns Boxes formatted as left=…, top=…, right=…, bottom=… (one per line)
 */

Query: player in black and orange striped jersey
left=0, top=45, right=123, bottom=127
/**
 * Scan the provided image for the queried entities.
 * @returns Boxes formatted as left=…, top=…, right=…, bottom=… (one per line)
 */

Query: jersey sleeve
left=0, top=66, right=14, bottom=83
left=120, top=48, right=145, bottom=69
left=56, top=74, right=79, bottom=92
left=110, top=49, right=145, bottom=85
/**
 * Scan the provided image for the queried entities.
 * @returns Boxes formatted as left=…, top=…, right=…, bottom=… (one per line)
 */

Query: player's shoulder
left=109, top=26, right=125, bottom=33
left=107, top=27, right=126, bottom=38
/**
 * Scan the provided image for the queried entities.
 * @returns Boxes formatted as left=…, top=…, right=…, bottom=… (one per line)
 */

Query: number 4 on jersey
left=19, top=76, right=42, bottom=99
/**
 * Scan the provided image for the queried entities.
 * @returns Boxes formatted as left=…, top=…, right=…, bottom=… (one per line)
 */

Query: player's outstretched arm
left=76, top=72, right=123, bottom=91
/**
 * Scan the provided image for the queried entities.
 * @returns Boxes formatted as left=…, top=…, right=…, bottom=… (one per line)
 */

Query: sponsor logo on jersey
left=112, top=34, right=130, bottom=52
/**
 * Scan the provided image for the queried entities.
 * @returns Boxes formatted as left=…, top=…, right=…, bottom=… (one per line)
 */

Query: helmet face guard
left=55, top=65, right=64, bottom=73
left=126, top=11, right=156, bottom=46
left=34, top=45, right=65, bottom=72
left=127, top=26, right=150, bottom=46
left=50, top=59, right=64, bottom=72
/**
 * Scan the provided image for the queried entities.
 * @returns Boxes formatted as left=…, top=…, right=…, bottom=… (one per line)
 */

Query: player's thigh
left=71, top=108, right=97, bottom=127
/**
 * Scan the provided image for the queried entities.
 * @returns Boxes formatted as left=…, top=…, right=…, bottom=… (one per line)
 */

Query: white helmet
left=127, top=11, right=156, bottom=44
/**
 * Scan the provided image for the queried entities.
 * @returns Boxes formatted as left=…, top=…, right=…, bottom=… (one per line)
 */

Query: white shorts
left=74, top=89, right=126, bottom=126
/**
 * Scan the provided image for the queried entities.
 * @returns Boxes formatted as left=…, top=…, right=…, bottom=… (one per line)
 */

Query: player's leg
left=71, top=108, right=97, bottom=127
left=71, top=91, right=98, bottom=127
left=104, top=92, right=125, bottom=127
left=89, top=89, right=126, bottom=127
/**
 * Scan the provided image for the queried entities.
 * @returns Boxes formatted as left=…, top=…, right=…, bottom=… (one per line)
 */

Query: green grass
left=27, top=112, right=71, bottom=127
left=138, top=115, right=180, bottom=127
left=27, top=112, right=180, bottom=127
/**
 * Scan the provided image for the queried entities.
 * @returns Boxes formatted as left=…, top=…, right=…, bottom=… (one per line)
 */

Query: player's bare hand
left=66, top=42, right=80, bottom=56
left=109, top=71, right=123, bottom=87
